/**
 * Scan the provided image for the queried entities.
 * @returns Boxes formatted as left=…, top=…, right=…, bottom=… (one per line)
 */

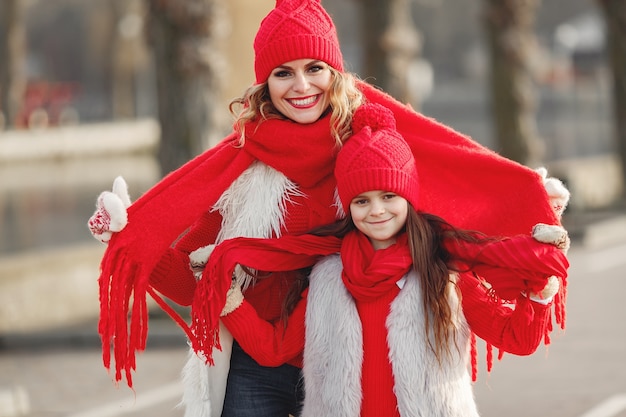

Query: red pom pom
left=352, top=103, right=396, bottom=134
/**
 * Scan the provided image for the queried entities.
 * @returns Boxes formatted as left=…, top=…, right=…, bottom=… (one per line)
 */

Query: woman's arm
left=458, top=272, right=552, bottom=356
left=149, top=210, right=223, bottom=306
left=220, top=288, right=307, bottom=367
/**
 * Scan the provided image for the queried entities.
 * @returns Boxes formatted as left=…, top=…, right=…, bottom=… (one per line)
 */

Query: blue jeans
left=221, top=341, right=304, bottom=417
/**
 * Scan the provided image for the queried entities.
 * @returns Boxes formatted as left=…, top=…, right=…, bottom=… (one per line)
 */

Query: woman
left=88, top=1, right=568, bottom=416
left=192, top=104, right=569, bottom=416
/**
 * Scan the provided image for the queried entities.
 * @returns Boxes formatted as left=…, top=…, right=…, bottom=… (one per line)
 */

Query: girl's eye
left=382, top=193, right=397, bottom=200
left=352, top=198, right=368, bottom=205
left=308, top=65, right=323, bottom=73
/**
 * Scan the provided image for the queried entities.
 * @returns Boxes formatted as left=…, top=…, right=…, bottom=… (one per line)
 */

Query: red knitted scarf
left=190, top=234, right=343, bottom=362
left=341, top=232, right=412, bottom=301
left=98, top=115, right=337, bottom=385
left=188, top=231, right=568, bottom=368
left=98, top=80, right=561, bottom=387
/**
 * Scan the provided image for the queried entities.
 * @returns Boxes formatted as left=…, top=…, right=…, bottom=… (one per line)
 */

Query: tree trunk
left=483, top=0, right=543, bottom=166
left=597, top=0, right=626, bottom=200
left=0, top=0, right=26, bottom=130
left=146, top=0, right=226, bottom=175
left=110, top=0, right=145, bottom=119
left=359, top=0, right=422, bottom=108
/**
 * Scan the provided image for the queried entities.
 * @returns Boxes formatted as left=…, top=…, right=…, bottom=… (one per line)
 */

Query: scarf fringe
left=98, top=246, right=194, bottom=387
left=470, top=274, right=568, bottom=383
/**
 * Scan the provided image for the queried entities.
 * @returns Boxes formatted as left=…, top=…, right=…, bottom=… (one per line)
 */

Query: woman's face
left=349, top=190, right=409, bottom=250
left=267, top=59, right=333, bottom=124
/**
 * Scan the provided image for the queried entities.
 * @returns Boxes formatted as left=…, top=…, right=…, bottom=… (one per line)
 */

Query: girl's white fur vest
left=303, top=255, right=481, bottom=417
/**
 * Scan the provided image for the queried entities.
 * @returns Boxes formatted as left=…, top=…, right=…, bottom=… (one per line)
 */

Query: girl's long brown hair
left=304, top=206, right=492, bottom=363
left=243, top=205, right=492, bottom=355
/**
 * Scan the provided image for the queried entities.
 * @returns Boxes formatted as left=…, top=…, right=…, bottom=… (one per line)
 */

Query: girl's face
left=267, top=59, right=333, bottom=124
left=349, top=190, right=409, bottom=250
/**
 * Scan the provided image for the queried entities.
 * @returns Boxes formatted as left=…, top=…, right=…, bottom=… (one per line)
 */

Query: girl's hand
left=529, top=223, right=569, bottom=303
left=529, top=275, right=560, bottom=302
left=87, top=176, right=131, bottom=243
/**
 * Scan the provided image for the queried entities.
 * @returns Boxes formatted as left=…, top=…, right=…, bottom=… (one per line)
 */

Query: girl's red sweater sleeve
left=149, top=210, right=223, bottom=306
left=458, top=272, right=551, bottom=356
left=221, top=289, right=308, bottom=368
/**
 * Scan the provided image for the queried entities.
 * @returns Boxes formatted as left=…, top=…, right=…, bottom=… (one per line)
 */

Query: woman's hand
left=537, top=167, right=570, bottom=219
left=87, top=176, right=131, bottom=243
left=189, top=244, right=216, bottom=280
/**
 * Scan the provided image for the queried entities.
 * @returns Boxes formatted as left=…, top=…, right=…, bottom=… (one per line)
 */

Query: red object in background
left=13, top=81, right=80, bottom=129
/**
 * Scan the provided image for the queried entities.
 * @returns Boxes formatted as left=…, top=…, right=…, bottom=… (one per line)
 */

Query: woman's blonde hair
left=228, top=68, right=365, bottom=147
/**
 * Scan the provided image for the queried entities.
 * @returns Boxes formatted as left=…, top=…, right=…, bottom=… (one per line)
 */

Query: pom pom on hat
left=335, top=103, right=420, bottom=211
left=254, top=0, right=344, bottom=84
left=351, top=102, right=397, bottom=134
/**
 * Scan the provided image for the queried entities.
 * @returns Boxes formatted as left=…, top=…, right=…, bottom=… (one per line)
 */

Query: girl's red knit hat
left=254, top=0, right=344, bottom=84
left=335, top=103, right=420, bottom=211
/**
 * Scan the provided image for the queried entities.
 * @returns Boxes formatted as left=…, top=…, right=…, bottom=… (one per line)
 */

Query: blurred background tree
left=0, top=0, right=622, bottom=206
left=0, top=0, right=27, bottom=130
left=483, top=0, right=543, bottom=167
left=359, top=0, right=424, bottom=109
left=145, top=0, right=226, bottom=175
left=597, top=0, right=626, bottom=200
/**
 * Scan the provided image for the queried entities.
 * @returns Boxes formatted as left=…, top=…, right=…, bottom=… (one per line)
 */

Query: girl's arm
left=458, top=272, right=552, bottom=356
left=220, top=288, right=307, bottom=367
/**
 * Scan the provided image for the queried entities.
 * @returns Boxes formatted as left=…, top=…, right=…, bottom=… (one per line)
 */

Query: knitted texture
left=254, top=0, right=344, bottom=83
left=96, top=80, right=561, bottom=388
left=335, top=103, right=419, bottom=211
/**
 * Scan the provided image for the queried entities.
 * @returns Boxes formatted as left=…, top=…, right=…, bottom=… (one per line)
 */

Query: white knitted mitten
left=536, top=167, right=570, bottom=219
left=87, top=176, right=131, bottom=243
left=532, top=223, right=570, bottom=253
left=189, top=244, right=216, bottom=280
left=529, top=275, right=560, bottom=303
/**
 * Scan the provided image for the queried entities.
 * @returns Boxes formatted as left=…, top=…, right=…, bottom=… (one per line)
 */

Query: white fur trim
left=180, top=323, right=233, bottom=417
left=214, top=161, right=302, bottom=242
left=302, top=255, right=363, bottom=417
left=213, top=161, right=304, bottom=289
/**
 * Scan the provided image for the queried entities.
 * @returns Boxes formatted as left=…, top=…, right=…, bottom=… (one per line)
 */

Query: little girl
left=190, top=104, right=570, bottom=417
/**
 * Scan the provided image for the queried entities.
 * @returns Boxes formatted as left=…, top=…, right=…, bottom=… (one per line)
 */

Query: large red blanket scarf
left=97, top=81, right=560, bottom=386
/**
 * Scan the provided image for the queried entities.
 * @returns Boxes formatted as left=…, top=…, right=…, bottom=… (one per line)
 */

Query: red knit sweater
left=222, top=272, right=551, bottom=412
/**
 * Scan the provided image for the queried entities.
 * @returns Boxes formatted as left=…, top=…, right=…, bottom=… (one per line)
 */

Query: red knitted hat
left=254, top=0, right=344, bottom=84
left=335, top=103, right=420, bottom=211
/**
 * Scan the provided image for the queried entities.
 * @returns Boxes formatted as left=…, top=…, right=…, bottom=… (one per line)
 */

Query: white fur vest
left=302, top=255, right=480, bottom=417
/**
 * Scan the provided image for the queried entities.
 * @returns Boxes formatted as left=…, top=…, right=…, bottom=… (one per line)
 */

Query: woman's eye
left=308, top=65, right=323, bottom=73
left=273, top=70, right=291, bottom=78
